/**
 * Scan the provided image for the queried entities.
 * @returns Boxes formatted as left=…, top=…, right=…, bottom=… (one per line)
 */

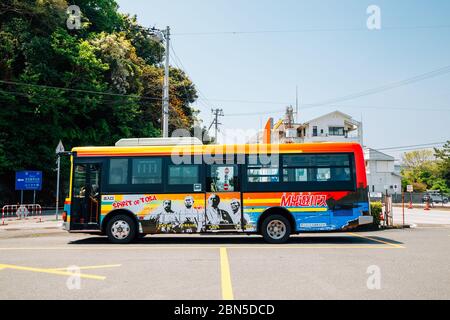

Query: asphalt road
left=1, top=225, right=449, bottom=300
left=393, top=207, right=450, bottom=226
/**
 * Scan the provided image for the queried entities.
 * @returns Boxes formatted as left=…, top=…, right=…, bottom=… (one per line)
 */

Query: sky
left=116, top=0, right=450, bottom=159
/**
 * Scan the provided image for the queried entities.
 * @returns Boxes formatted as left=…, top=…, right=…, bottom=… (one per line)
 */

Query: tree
left=0, top=0, right=200, bottom=205
left=401, top=150, right=438, bottom=192
left=434, top=141, right=450, bottom=192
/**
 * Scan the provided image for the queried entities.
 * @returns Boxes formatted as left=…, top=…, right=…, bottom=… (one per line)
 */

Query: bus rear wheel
left=106, top=215, right=136, bottom=244
left=261, top=214, right=291, bottom=244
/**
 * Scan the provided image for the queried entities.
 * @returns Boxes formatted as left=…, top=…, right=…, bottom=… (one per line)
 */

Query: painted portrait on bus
left=206, top=193, right=242, bottom=231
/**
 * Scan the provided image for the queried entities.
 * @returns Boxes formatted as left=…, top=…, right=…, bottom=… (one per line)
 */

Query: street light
left=149, top=26, right=170, bottom=138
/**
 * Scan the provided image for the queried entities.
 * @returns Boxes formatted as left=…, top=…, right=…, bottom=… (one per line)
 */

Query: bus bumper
left=358, top=215, right=373, bottom=225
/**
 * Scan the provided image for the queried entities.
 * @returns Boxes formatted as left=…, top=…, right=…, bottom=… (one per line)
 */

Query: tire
left=261, top=214, right=291, bottom=244
left=106, top=215, right=137, bottom=244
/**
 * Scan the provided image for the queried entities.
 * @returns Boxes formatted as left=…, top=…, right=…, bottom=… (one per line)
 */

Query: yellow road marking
left=347, top=232, right=404, bottom=248
left=50, top=264, right=121, bottom=271
left=220, top=247, right=234, bottom=300
left=0, top=263, right=105, bottom=280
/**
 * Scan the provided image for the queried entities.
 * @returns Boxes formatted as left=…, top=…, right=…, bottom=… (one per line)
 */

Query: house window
left=329, top=127, right=345, bottom=136
left=312, top=126, right=318, bottom=137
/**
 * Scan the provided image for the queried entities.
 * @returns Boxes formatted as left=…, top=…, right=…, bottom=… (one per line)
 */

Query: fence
left=370, top=193, right=449, bottom=205
left=1, top=204, right=43, bottom=225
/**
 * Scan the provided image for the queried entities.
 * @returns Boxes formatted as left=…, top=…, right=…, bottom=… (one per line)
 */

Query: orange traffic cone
left=408, top=201, right=413, bottom=209
left=424, top=201, right=431, bottom=211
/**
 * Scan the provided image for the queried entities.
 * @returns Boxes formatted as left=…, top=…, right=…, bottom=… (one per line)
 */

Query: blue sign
left=15, top=171, right=42, bottom=191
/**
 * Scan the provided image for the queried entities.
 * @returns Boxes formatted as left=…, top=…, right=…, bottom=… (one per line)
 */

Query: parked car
left=422, top=193, right=449, bottom=204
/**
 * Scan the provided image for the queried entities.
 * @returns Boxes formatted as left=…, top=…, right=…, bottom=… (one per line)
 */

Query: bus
left=62, top=139, right=372, bottom=244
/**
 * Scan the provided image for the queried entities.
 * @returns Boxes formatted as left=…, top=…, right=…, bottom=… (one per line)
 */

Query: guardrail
left=1, top=204, right=43, bottom=225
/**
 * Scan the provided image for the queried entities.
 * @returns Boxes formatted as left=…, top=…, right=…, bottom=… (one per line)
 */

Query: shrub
left=370, top=202, right=383, bottom=227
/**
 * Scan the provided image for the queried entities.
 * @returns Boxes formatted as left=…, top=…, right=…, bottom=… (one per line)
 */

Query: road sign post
left=407, top=185, right=413, bottom=209
left=15, top=171, right=42, bottom=205
left=55, top=140, right=65, bottom=221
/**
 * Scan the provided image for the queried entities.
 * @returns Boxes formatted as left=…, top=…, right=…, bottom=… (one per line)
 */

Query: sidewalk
left=0, top=215, right=64, bottom=238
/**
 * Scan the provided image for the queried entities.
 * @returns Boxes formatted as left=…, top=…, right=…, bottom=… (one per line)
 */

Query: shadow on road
left=68, top=232, right=403, bottom=246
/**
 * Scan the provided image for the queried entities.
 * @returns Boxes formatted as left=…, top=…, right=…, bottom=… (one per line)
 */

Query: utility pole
left=150, top=26, right=170, bottom=138
left=208, top=108, right=224, bottom=144
left=162, top=26, right=170, bottom=138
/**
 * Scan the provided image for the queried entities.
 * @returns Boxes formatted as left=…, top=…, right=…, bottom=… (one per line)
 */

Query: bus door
left=71, top=162, right=102, bottom=229
left=205, top=164, right=242, bottom=232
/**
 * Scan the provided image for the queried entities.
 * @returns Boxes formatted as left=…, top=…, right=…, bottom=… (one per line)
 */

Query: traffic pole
left=402, top=191, right=405, bottom=227
left=55, top=154, right=60, bottom=221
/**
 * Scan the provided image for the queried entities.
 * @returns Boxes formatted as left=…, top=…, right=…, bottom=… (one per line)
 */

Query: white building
left=259, top=109, right=363, bottom=145
left=301, top=110, right=363, bottom=144
left=364, top=148, right=402, bottom=197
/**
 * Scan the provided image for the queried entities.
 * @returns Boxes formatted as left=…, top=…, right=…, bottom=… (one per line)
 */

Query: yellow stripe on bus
left=245, top=208, right=328, bottom=213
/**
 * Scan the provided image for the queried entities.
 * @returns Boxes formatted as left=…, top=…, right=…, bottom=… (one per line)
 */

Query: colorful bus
left=62, top=140, right=372, bottom=244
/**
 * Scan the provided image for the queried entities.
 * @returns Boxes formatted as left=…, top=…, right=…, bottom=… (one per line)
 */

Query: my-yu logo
left=366, top=5, right=381, bottom=30
left=366, top=265, right=381, bottom=290
left=66, top=265, right=81, bottom=290
left=66, top=5, right=82, bottom=30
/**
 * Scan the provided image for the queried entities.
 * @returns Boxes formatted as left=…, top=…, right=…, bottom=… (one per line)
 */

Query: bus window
left=282, top=154, right=352, bottom=183
left=331, top=167, right=351, bottom=181
left=73, top=164, right=87, bottom=198
left=283, top=168, right=308, bottom=182
left=109, top=159, right=128, bottom=185
left=208, top=165, right=238, bottom=192
left=132, top=158, right=162, bottom=184
left=247, top=156, right=279, bottom=183
left=168, top=165, right=200, bottom=185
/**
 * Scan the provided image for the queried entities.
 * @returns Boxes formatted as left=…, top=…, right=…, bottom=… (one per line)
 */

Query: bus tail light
left=62, top=211, right=67, bottom=222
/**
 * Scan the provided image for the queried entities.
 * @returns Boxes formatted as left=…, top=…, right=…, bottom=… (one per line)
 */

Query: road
left=0, top=222, right=449, bottom=300
left=393, top=206, right=450, bottom=226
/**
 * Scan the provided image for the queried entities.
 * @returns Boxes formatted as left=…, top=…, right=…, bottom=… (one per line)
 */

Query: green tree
left=0, top=0, right=200, bottom=205
left=434, top=141, right=450, bottom=193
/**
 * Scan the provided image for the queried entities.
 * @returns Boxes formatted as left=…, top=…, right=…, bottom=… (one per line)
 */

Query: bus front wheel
left=106, top=215, right=137, bottom=244
left=261, top=215, right=291, bottom=244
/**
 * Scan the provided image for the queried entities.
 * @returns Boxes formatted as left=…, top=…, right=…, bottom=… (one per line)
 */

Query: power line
left=307, top=65, right=450, bottom=107
left=0, top=88, right=159, bottom=106
left=224, top=104, right=450, bottom=117
left=375, top=142, right=447, bottom=151
left=172, top=25, right=450, bottom=36
left=3, top=62, right=450, bottom=117
left=170, top=42, right=214, bottom=111
left=0, top=80, right=162, bottom=101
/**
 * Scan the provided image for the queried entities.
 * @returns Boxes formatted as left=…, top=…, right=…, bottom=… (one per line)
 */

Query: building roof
left=364, top=147, right=395, bottom=161
left=303, top=110, right=357, bottom=125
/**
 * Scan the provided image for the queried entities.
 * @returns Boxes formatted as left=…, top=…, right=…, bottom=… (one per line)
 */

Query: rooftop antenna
left=295, top=85, right=299, bottom=123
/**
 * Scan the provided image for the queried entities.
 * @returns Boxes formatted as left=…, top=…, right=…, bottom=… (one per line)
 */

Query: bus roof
left=72, top=142, right=363, bottom=157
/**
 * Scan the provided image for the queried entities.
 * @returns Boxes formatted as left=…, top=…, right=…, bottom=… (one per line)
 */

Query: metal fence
left=1, top=204, right=43, bottom=225
left=370, top=192, right=449, bottom=205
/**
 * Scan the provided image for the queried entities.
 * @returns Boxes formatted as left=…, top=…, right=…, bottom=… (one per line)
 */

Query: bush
left=370, top=202, right=383, bottom=227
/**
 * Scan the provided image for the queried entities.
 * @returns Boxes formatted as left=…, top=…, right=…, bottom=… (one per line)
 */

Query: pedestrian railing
left=1, top=204, right=43, bottom=225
